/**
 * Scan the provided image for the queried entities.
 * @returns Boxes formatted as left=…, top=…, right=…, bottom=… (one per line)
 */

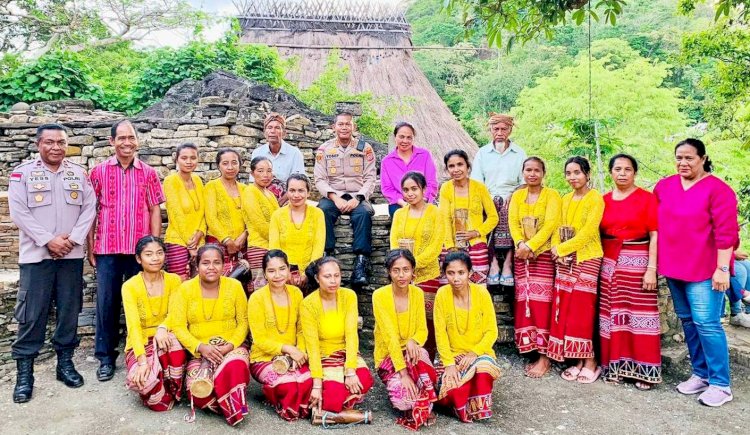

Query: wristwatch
left=717, top=265, right=729, bottom=273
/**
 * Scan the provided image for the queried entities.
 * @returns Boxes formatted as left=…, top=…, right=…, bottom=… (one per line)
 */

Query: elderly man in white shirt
left=471, top=113, right=527, bottom=286
left=251, top=112, right=306, bottom=205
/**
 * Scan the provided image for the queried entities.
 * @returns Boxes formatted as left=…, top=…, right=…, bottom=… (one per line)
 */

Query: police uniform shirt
left=313, top=138, right=377, bottom=200
left=8, top=158, right=97, bottom=264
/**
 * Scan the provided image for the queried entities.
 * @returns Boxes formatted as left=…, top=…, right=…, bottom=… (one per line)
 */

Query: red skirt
left=320, top=350, right=374, bottom=413
left=250, top=360, right=313, bottom=421
left=547, top=255, right=602, bottom=362
left=125, top=334, right=187, bottom=412
left=435, top=354, right=501, bottom=423
left=513, top=251, right=555, bottom=354
left=599, top=240, right=662, bottom=383
left=439, top=243, right=490, bottom=286
left=416, top=277, right=440, bottom=360
left=165, top=243, right=192, bottom=280
left=186, top=345, right=250, bottom=426
left=377, top=348, right=438, bottom=430
left=245, top=246, right=268, bottom=294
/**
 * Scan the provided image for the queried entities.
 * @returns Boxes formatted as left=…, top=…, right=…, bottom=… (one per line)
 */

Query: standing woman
left=389, top=171, right=443, bottom=357
left=655, top=139, right=738, bottom=407
left=269, top=174, right=326, bottom=289
left=248, top=250, right=312, bottom=421
left=164, top=143, right=206, bottom=280
left=438, top=149, right=499, bottom=286
left=241, top=156, right=280, bottom=292
left=599, top=154, right=661, bottom=390
left=204, top=149, right=248, bottom=277
left=380, top=122, right=438, bottom=217
left=300, top=257, right=374, bottom=414
left=433, top=250, right=501, bottom=423
left=508, top=157, right=561, bottom=378
left=169, top=244, right=250, bottom=426
left=123, top=236, right=186, bottom=411
left=548, top=156, right=604, bottom=384
left=372, top=249, right=437, bottom=430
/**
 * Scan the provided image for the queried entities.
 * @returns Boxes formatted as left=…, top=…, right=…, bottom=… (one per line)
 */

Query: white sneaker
left=729, top=312, right=750, bottom=328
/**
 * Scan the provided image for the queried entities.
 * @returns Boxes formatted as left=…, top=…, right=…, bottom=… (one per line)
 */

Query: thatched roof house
left=235, top=0, right=478, bottom=159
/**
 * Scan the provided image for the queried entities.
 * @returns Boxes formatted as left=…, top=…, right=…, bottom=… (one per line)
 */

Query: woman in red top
left=599, top=154, right=661, bottom=390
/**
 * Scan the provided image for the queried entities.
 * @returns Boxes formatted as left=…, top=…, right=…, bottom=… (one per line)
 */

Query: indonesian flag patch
left=9, top=172, right=22, bottom=182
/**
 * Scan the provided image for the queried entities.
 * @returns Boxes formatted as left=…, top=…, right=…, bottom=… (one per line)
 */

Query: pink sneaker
left=676, top=375, right=709, bottom=395
left=698, top=386, right=733, bottom=407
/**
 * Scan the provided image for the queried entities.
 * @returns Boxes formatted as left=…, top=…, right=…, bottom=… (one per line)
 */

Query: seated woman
left=300, top=257, right=374, bottom=413
left=438, top=149, right=499, bottom=286
left=269, top=174, right=326, bottom=289
left=248, top=250, right=312, bottom=421
left=389, top=171, right=443, bottom=358
left=169, top=244, right=250, bottom=426
left=508, top=157, right=561, bottom=378
left=123, top=236, right=187, bottom=411
left=549, top=156, right=604, bottom=384
left=241, top=156, right=280, bottom=292
left=163, top=143, right=205, bottom=280
left=204, top=149, right=248, bottom=281
left=373, top=249, right=437, bottom=430
left=433, top=250, right=501, bottom=423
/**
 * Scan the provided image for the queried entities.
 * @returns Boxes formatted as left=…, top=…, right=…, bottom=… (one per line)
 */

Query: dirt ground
left=0, top=342, right=747, bottom=435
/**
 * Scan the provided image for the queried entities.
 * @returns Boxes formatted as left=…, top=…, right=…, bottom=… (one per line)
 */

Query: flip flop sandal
left=487, top=273, right=501, bottom=285
left=634, top=381, right=653, bottom=391
left=576, top=367, right=602, bottom=384
left=561, top=366, right=581, bottom=381
left=499, top=275, right=515, bottom=286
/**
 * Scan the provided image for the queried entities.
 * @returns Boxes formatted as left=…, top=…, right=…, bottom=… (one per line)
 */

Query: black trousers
left=94, top=254, right=140, bottom=365
left=12, top=259, right=84, bottom=359
left=318, top=197, right=373, bottom=255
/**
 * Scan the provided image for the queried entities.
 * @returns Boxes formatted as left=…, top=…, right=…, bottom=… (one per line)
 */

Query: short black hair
left=443, top=149, right=471, bottom=169
left=250, top=155, right=271, bottom=172
left=393, top=121, right=416, bottom=137
left=110, top=119, right=135, bottom=139
left=196, top=243, right=225, bottom=264
left=334, top=112, right=354, bottom=124
left=608, top=153, right=638, bottom=173
left=441, top=249, right=472, bottom=274
left=401, top=171, right=427, bottom=190
left=135, top=235, right=166, bottom=258
left=35, top=123, right=67, bottom=142
left=216, top=148, right=242, bottom=166
left=287, top=173, right=311, bottom=192
left=385, top=249, right=416, bottom=274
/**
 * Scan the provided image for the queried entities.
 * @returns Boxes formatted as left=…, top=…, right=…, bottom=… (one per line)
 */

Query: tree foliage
left=0, top=0, right=206, bottom=58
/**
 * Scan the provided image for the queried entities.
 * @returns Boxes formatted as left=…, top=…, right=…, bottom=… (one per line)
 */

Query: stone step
left=726, top=324, right=750, bottom=368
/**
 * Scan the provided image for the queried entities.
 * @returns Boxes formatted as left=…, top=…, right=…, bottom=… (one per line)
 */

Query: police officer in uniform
left=314, top=112, right=377, bottom=286
left=8, top=124, right=96, bottom=403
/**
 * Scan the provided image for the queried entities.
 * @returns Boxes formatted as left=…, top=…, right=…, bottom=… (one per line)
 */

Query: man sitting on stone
left=8, top=123, right=96, bottom=403
left=314, top=112, right=376, bottom=286
left=251, top=112, right=305, bottom=205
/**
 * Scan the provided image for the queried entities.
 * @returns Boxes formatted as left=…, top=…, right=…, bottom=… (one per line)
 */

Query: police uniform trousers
left=94, top=254, right=140, bottom=365
left=318, top=197, right=373, bottom=255
left=12, top=259, right=84, bottom=359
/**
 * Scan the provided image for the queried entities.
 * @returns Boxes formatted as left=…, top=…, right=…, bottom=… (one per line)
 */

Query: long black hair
left=675, top=138, right=713, bottom=172
left=304, top=256, right=342, bottom=290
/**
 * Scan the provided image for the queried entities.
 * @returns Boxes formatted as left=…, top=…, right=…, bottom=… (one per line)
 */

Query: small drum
left=311, top=408, right=373, bottom=426
left=189, top=359, right=214, bottom=399
left=454, top=208, right=470, bottom=249
left=397, top=238, right=415, bottom=253
left=271, top=355, right=295, bottom=375
left=558, top=225, right=576, bottom=243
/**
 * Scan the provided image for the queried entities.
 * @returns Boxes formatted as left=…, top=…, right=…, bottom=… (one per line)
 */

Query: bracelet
left=221, top=237, right=231, bottom=244
left=646, top=266, right=656, bottom=270
left=312, top=386, right=322, bottom=390
left=345, top=373, right=357, bottom=378
left=137, top=360, right=147, bottom=367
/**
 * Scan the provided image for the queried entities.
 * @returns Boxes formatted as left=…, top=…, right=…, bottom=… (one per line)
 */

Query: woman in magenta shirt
left=654, top=138, right=739, bottom=407
left=380, top=122, right=438, bottom=217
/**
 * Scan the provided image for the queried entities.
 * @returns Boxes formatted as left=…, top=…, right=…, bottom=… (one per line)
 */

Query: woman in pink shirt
left=380, top=122, right=438, bottom=217
left=654, top=138, right=739, bottom=407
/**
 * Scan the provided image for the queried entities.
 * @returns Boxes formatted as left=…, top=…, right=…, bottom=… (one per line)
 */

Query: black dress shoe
left=56, top=349, right=84, bottom=388
left=13, top=358, right=34, bottom=403
left=96, top=363, right=115, bottom=382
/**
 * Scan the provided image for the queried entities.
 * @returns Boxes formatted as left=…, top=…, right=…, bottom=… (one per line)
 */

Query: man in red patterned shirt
left=87, top=120, right=165, bottom=381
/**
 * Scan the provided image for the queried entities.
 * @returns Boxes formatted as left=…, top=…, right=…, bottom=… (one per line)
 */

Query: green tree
left=511, top=39, right=689, bottom=189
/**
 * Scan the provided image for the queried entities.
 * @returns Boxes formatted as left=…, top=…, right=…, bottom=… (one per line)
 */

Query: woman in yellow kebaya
left=433, top=250, right=501, bottom=423
left=248, top=250, right=312, bottom=421
left=169, top=244, right=250, bottom=426
left=438, top=150, right=499, bottom=286
left=163, top=143, right=205, bottom=280
left=241, top=156, right=280, bottom=292
left=123, top=236, right=186, bottom=411
left=372, top=249, right=437, bottom=430
left=269, top=174, right=325, bottom=288
left=389, top=171, right=443, bottom=357
left=204, top=149, right=248, bottom=279
left=300, top=257, right=374, bottom=413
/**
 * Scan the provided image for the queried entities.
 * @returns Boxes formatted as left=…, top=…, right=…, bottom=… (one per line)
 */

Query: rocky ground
left=0, top=340, right=747, bottom=435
